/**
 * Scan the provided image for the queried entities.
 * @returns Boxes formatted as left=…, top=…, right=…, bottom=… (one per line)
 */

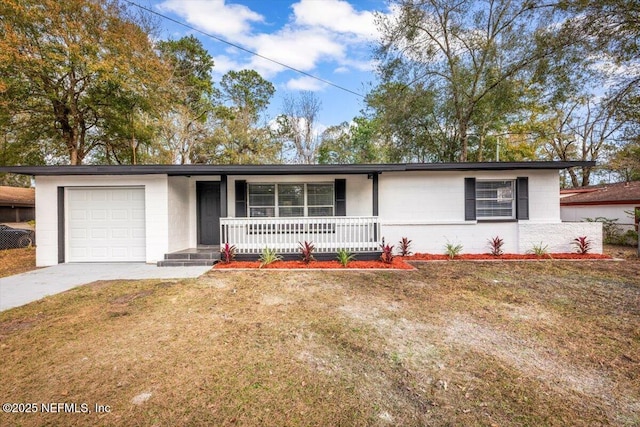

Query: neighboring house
left=0, top=185, right=35, bottom=223
left=0, top=162, right=601, bottom=266
left=561, top=181, right=640, bottom=233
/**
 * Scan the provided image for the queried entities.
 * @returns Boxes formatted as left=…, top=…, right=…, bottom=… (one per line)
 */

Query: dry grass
left=604, top=243, right=639, bottom=260
left=0, top=260, right=638, bottom=426
left=0, top=247, right=36, bottom=278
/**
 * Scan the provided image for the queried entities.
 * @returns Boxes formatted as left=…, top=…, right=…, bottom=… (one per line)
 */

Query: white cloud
left=285, top=76, right=327, bottom=91
left=157, top=0, right=263, bottom=38
left=292, top=0, right=379, bottom=41
left=156, top=0, right=389, bottom=82
left=246, top=28, right=344, bottom=76
left=210, top=54, right=245, bottom=76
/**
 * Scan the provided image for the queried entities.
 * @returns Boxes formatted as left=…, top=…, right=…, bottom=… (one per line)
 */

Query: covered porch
left=220, top=216, right=380, bottom=255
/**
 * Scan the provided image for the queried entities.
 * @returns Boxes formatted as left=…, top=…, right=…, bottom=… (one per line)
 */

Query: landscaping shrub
left=572, top=236, right=591, bottom=254
left=380, top=239, right=394, bottom=264
left=529, top=242, right=550, bottom=257
left=259, top=248, right=282, bottom=268
left=298, top=241, right=315, bottom=264
left=398, top=237, right=412, bottom=256
left=220, top=243, right=237, bottom=264
left=336, top=249, right=355, bottom=267
left=444, top=241, right=463, bottom=259
left=488, top=236, right=504, bottom=256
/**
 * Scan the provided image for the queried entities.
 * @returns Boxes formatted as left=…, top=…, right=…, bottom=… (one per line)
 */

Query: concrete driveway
left=0, top=263, right=212, bottom=312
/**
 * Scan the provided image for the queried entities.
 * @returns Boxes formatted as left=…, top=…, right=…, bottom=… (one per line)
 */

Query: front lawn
left=0, top=247, right=36, bottom=278
left=0, top=261, right=638, bottom=426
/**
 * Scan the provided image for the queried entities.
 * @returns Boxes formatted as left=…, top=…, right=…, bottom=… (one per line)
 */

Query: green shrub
left=586, top=217, right=622, bottom=244
left=529, top=242, right=550, bottom=257
left=444, top=241, right=463, bottom=259
left=336, top=249, right=355, bottom=267
left=259, top=248, right=282, bottom=268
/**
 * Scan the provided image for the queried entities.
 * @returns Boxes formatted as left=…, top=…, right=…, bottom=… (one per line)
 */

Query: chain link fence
left=0, top=226, right=35, bottom=250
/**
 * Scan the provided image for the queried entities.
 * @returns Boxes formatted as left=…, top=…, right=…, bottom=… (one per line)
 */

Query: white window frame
left=247, top=183, right=334, bottom=217
left=475, top=180, right=516, bottom=220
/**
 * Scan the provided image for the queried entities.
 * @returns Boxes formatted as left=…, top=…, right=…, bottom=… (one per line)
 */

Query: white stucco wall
left=377, top=170, right=602, bottom=254
left=519, top=222, right=603, bottom=254
left=226, top=175, right=373, bottom=217
left=35, top=175, right=169, bottom=266
left=167, top=176, right=190, bottom=252
left=380, top=222, right=520, bottom=254
left=378, top=170, right=562, bottom=223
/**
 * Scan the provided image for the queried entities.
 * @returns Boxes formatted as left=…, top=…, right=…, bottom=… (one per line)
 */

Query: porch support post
left=372, top=173, right=379, bottom=244
left=220, top=174, right=227, bottom=218
left=372, top=173, right=379, bottom=216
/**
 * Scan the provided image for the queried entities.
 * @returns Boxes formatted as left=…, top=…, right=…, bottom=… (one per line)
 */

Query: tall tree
left=530, top=97, right=623, bottom=186
left=318, top=117, right=385, bottom=164
left=559, top=0, right=640, bottom=182
left=156, top=35, right=216, bottom=164
left=277, top=91, right=322, bottom=164
left=196, top=70, right=278, bottom=164
left=0, top=0, right=165, bottom=165
left=373, top=0, right=576, bottom=161
left=366, top=82, right=455, bottom=162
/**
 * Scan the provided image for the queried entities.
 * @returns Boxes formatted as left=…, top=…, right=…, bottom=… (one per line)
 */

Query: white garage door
left=67, top=188, right=146, bottom=262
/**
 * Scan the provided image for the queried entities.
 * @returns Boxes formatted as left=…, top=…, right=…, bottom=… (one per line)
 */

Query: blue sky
left=140, top=0, right=391, bottom=133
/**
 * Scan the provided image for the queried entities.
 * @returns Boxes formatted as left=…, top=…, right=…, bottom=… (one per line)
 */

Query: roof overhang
left=0, top=161, right=595, bottom=177
left=0, top=202, right=34, bottom=208
left=561, top=200, right=640, bottom=207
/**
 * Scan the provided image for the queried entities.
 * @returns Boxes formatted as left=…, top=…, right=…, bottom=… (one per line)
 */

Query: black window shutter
left=464, top=178, right=476, bottom=220
left=516, top=177, right=529, bottom=220
left=235, top=180, right=247, bottom=217
left=335, top=179, right=346, bottom=216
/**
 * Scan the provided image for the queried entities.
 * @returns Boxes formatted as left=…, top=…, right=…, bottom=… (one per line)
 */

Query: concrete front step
left=164, top=252, right=218, bottom=260
left=163, top=249, right=220, bottom=260
left=159, top=248, right=220, bottom=266
left=157, top=259, right=217, bottom=267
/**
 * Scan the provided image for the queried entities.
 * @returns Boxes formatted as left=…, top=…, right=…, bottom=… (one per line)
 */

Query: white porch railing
left=220, top=216, right=380, bottom=254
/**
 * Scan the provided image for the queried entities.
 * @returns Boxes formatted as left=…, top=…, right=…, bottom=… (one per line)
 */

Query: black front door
left=197, top=182, right=220, bottom=245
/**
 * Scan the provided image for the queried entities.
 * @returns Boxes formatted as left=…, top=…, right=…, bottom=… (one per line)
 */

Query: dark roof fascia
left=0, top=202, right=34, bottom=208
left=401, top=161, right=594, bottom=171
left=561, top=200, right=640, bottom=207
left=0, top=161, right=595, bottom=176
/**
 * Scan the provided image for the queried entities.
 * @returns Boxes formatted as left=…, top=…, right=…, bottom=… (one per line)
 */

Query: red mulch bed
left=214, top=253, right=613, bottom=269
left=404, top=253, right=612, bottom=261
left=214, top=257, right=414, bottom=270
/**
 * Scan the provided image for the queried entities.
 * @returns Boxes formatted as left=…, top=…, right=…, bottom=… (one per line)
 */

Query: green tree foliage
left=155, top=35, right=216, bottom=164
left=366, top=82, right=454, bottom=162
left=318, top=117, right=385, bottom=164
left=196, top=70, right=279, bottom=164
left=609, top=134, right=640, bottom=182
left=530, top=97, right=625, bottom=186
left=372, top=0, right=577, bottom=162
left=561, top=0, right=639, bottom=64
left=555, top=0, right=640, bottom=182
left=0, top=0, right=165, bottom=165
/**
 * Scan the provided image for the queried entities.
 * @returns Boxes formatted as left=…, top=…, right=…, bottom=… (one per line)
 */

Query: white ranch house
left=0, top=162, right=602, bottom=266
